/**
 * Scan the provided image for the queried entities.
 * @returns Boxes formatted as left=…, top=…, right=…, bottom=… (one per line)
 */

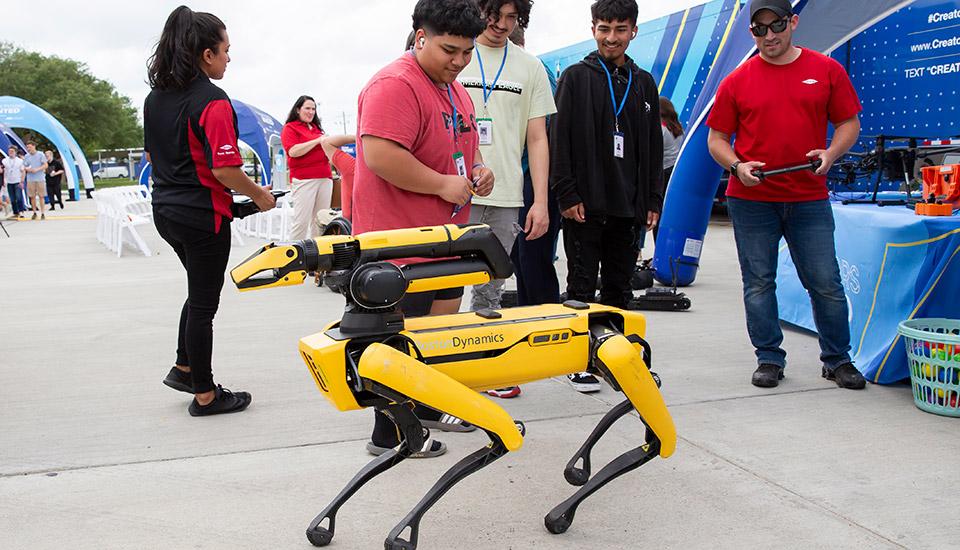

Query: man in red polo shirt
left=707, top=0, right=865, bottom=390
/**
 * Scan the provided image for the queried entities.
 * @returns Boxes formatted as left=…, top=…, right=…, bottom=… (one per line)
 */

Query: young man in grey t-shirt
left=22, top=142, right=48, bottom=220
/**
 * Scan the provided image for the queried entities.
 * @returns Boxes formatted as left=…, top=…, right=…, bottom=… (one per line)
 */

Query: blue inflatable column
left=652, top=125, right=724, bottom=287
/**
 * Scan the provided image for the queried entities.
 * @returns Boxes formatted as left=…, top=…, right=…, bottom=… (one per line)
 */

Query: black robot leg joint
left=384, top=431, right=510, bottom=550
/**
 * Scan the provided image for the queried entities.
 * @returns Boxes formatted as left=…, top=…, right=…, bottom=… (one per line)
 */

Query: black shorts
left=399, top=286, right=464, bottom=318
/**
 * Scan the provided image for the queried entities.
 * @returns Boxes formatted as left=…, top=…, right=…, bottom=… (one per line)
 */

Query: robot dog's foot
left=385, top=436, right=510, bottom=550
left=545, top=436, right=660, bottom=535
left=305, top=404, right=423, bottom=547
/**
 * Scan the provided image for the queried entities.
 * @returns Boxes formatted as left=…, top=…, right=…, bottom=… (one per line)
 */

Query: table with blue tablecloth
left=777, top=201, right=960, bottom=384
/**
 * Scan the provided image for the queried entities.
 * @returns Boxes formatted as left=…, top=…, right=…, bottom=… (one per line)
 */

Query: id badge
left=613, top=132, right=625, bottom=159
left=477, top=118, right=494, bottom=146
left=453, top=151, right=468, bottom=178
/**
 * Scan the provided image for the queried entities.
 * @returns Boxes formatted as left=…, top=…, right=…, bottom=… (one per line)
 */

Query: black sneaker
left=568, top=372, right=601, bottom=393
left=823, top=363, right=866, bottom=390
left=188, top=385, right=252, bottom=416
left=162, top=366, right=193, bottom=394
left=751, top=364, right=784, bottom=388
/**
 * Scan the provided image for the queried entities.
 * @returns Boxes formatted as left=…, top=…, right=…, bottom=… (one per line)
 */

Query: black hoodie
left=549, top=51, right=664, bottom=223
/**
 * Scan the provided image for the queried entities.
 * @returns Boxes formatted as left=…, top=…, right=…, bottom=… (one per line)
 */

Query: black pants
left=46, top=181, right=63, bottom=210
left=154, top=212, right=231, bottom=394
left=511, top=170, right=561, bottom=306
left=563, top=215, right=636, bottom=308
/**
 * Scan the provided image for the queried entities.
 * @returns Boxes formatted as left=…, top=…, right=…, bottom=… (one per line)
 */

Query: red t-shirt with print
left=707, top=48, right=862, bottom=202
left=281, top=121, right=333, bottom=180
left=353, top=52, right=478, bottom=235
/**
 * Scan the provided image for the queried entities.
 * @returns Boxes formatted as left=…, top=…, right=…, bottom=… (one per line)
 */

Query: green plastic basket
left=898, top=319, right=960, bottom=417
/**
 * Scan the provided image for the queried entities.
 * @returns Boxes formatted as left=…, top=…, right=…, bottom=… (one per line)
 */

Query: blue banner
left=778, top=202, right=960, bottom=383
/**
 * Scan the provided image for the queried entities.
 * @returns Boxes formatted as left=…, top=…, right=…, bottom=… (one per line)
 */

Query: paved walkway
left=0, top=199, right=955, bottom=549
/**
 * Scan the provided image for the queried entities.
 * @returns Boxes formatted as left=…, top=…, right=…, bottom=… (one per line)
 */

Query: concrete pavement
left=0, top=199, right=956, bottom=549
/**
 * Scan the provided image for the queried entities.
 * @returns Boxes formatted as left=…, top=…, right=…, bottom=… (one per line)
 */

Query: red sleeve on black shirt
left=199, top=99, right=242, bottom=168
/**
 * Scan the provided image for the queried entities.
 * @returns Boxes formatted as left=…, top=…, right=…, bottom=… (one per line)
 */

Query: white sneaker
left=568, top=372, right=601, bottom=393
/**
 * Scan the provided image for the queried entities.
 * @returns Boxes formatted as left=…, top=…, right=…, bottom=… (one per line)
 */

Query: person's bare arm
left=211, top=166, right=275, bottom=211
left=287, top=136, right=324, bottom=158
left=707, top=128, right=764, bottom=187
left=361, top=135, right=472, bottom=206
left=807, top=115, right=860, bottom=175
left=524, top=116, right=550, bottom=240
left=319, top=134, right=356, bottom=159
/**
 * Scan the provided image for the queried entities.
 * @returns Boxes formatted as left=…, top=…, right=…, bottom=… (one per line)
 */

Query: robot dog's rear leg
left=306, top=403, right=424, bottom=547
left=384, top=432, right=510, bottom=550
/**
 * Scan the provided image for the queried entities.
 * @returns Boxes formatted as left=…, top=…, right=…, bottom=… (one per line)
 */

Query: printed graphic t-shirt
left=458, top=42, right=556, bottom=207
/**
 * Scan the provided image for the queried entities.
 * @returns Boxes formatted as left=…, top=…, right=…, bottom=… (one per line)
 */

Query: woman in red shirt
left=280, top=96, right=333, bottom=240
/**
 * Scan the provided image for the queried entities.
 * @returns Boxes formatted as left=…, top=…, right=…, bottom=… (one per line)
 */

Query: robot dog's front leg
left=306, top=402, right=425, bottom=547
left=357, top=343, right=524, bottom=550
left=544, top=326, right=677, bottom=535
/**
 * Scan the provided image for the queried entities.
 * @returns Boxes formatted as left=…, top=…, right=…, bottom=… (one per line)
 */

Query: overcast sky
left=3, top=0, right=704, bottom=137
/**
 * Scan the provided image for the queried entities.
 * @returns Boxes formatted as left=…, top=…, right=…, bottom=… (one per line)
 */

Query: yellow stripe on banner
left=658, top=9, right=691, bottom=92
left=856, top=227, right=960, bottom=359
left=872, top=242, right=960, bottom=383
left=709, top=1, right=740, bottom=76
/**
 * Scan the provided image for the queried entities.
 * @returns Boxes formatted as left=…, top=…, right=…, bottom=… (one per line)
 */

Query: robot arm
left=230, top=224, right=513, bottom=298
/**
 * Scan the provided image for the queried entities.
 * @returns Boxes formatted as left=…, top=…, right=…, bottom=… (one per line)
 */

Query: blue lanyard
left=476, top=41, right=508, bottom=109
left=446, top=85, right=459, bottom=145
left=598, top=58, right=632, bottom=132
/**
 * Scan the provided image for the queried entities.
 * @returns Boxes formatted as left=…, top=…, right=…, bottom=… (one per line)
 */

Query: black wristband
left=730, top=161, right=741, bottom=174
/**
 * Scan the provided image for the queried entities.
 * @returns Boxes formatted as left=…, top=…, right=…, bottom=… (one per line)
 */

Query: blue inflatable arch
left=0, top=122, right=27, bottom=153
left=0, top=96, right=94, bottom=199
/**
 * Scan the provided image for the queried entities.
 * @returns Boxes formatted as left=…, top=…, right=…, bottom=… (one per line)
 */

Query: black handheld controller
left=231, top=190, right=288, bottom=219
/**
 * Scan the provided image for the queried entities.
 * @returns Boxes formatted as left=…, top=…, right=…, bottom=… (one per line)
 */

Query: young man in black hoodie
left=550, top=0, right=663, bottom=392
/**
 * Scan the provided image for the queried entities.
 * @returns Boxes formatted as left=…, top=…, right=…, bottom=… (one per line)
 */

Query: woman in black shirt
left=145, top=6, right=275, bottom=416
left=44, top=150, right=64, bottom=210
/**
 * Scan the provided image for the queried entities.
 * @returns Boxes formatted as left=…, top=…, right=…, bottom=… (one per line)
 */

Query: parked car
left=93, top=164, right=130, bottom=179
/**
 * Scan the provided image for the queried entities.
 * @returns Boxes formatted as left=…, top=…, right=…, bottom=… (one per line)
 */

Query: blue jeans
left=7, top=183, right=25, bottom=215
left=726, top=197, right=851, bottom=370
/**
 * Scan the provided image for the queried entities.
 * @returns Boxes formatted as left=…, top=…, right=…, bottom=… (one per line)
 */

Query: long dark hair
left=285, top=95, right=323, bottom=131
left=147, top=6, right=226, bottom=90
left=660, top=96, right=683, bottom=138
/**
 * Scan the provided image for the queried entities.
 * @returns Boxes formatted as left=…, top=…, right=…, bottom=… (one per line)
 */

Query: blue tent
left=0, top=122, right=26, bottom=154
left=233, top=99, right=284, bottom=187
left=641, top=0, right=916, bottom=285
left=0, top=96, right=94, bottom=199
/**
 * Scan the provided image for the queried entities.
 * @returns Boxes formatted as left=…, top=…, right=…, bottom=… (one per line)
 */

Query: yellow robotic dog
left=231, top=224, right=676, bottom=550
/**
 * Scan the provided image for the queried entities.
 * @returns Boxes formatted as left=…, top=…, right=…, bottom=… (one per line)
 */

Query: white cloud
left=2, top=0, right=705, bottom=139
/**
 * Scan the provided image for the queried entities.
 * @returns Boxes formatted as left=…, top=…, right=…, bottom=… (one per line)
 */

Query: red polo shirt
left=281, top=121, right=333, bottom=180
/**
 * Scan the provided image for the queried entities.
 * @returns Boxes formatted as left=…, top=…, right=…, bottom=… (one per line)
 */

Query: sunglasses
left=750, top=17, right=790, bottom=37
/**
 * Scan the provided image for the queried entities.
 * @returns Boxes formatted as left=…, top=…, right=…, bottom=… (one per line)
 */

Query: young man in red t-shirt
left=707, top=0, right=865, bottom=390
left=354, top=0, right=493, bottom=458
